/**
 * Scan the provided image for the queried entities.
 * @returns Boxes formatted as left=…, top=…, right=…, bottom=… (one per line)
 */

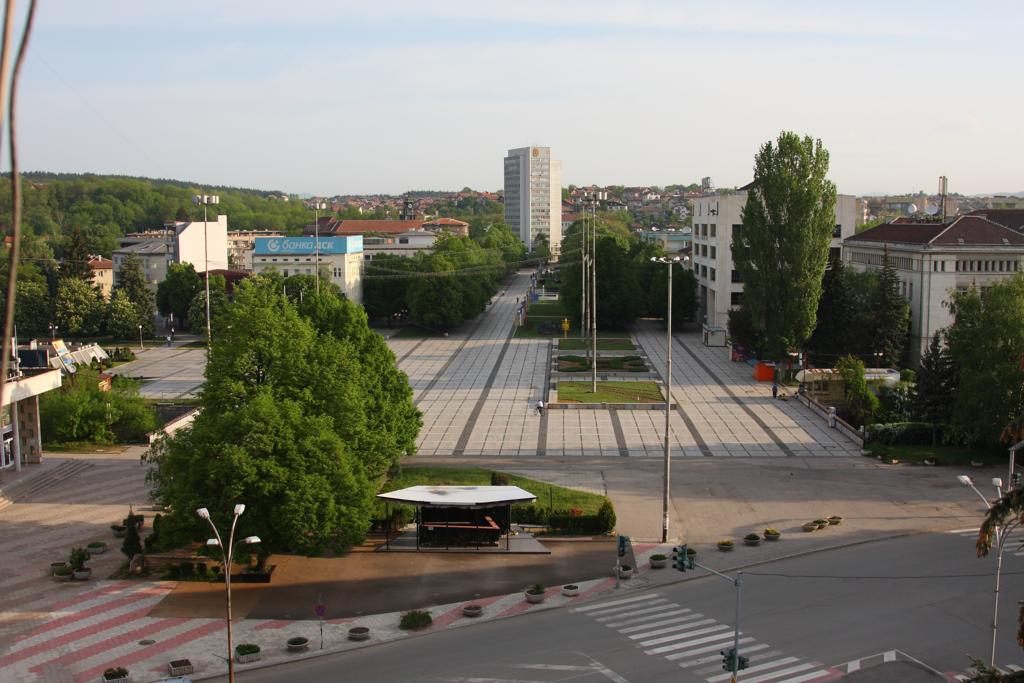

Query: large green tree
left=55, top=277, right=105, bottom=336
left=946, top=276, right=1024, bottom=447
left=914, top=331, right=955, bottom=444
left=156, top=263, right=200, bottom=327
left=115, top=253, right=155, bottom=336
left=732, top=131, right=837, bottom=359
left=187, top=274, right=228, bottom=335
left=61, top=226, right=93, bottom=280
left=106, top=290, right=141, bottom=340
left=835, top=354, right=878, bottom=426
left=14, top=280, right=52, bottom=338
left=806, top=255, right=850, bottom=365
left=146, top=276, right=420, bottom=554
left=872, top=245, right=911, bottom=367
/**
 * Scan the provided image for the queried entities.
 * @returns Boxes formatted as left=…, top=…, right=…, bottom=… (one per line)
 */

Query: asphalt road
left=214, top=530, right=1024, bottom=683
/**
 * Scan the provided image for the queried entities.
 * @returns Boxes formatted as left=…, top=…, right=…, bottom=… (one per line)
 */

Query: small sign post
left=314, top=597, right=326, bottom=649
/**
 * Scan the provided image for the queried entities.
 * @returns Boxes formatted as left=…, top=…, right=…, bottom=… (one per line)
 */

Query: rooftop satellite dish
left=907, top=203, right=919, bottom=215
left=925, top=204, right=939, bottom=216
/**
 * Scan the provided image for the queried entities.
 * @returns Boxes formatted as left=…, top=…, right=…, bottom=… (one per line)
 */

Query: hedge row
left=866, top=421, right=938, bottom=445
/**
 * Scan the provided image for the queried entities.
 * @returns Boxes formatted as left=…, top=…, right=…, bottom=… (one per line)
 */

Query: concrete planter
left=87, top=543, right=106, bottom=555
left=348, top=627, right=370, bottom=641
left=828, top=516, right=843, bottom=526
left=561, top=584, right=580, bottom=597
left=73, top=569, right=92, bottom=581
left=618, top=565, right=634, bottom=579
left=286, top=637, right=309, bottom=652
left=235, top=645, right=261, bottom=663
left=167, top=660, right=193, bottom=676
left=649, top=556, right=667, bottom=569
left=525, top=590, right=546, bottom=604
left=802, top=523, right=818, bottom=532
left=764, top=532, right=781, bottom=541
left=717, top=542, right=734, bottom=552
left=462, top=604, right=483, bottom=618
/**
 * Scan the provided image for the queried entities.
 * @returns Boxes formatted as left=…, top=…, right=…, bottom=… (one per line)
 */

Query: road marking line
left=573, top=593, right=663, bottom=613
left=516, top=665, right=596, bottom=671
left=644, top=626, right=733, bottom=654
left=618, top=613, right=702, bottom=634
left=627, top=617, right=710, bottom=640
left=846, top=659, right=860, bottom=672
left=637, top=619, right=718, bottom=646
left=668, top=637, right=757, bottom=663
left=883, top=651, right=896, bottom=663
left=600, top=604, right=678, bottom=625
left=584, top=598, right=672, bottom=618
left=692, top=647, right=776, bottom=674
left=948, top=528, right=980, bottom=534
left=440, top=678, right=545, bottom=683
left=722, top=662, right=818, bottom=683
left=774, top=670, right=835, bottom=683
left=706, top=656, right=799, bottom=682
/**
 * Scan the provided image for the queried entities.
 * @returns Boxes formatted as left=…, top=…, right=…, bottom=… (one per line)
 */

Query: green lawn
left=557, top=355, right=648, bottom=372
left=514, top=316, right=572, bottom=338
left=558, top=338, right=636, bottom=351
left=526, top=300, right=565, bottom=317
left=558, top=381, right=664, bottom=403
left=864, top=443, right=1005, bottom=466
left=376, top=466, right=607, bottom=519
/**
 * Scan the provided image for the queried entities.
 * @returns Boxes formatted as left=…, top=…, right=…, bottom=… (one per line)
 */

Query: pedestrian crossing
left=573, top=592, right=835, bottom=682
left=950, top=527, right=1024, bottom=557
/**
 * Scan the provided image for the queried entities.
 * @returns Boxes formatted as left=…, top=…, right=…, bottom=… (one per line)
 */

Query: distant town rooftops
left=113, top=240, right=170, bottom=255
left=306, top=217, right=469, bottom=237
left=846, top=215, right=1024, bottom=247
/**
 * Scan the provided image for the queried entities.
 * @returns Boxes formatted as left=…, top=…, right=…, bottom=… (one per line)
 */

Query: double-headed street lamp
left=651, top=255, right=689, bottom=544
left=958, top=474, right=1017, bottom=668
left=312, top=200, right=327, bottom=296
left=197, top=504, right=261, bottom=683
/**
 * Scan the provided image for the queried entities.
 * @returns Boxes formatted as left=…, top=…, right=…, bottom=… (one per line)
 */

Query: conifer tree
left=61, top=226, right=93, bottom=280
left=914, top=331, right=954, bottom=444
left=872, top=244, right=910, bottom=367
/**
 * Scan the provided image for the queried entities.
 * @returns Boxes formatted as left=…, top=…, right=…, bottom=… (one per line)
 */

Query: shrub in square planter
left=167, top=659, right=193, bottom=676
left=235, top=643, right=261, bottom=664
left=101, top=666, right=129, bottom=682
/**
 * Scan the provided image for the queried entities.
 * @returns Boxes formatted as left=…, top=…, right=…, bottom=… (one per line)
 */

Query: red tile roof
left=88, top=255, right=113, bottom=270
left=967, top=209, right=1024, bottom=232
left=846, top=216, right=1024, bottom=246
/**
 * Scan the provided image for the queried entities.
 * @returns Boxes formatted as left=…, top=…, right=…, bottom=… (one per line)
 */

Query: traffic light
left=672, top=545, right=688, bottom=572
left=617, top=535, right=627, bottom=558
left=721, top=648, right=736, bottom=672
left=737, top=654, right=750, bottom=670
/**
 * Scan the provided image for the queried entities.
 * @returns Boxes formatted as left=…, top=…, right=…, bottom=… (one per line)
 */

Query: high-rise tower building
left=503, top=146, right=562, bottom=255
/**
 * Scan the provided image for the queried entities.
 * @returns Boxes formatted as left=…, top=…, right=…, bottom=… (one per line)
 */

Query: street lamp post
left=958, top=474, right=1016, bottom=667
left=652, top=255, right=686, bottom=543
left=313, top=201, right=326, bottom=296
left=197, top=504, right=261, bottom=683
left=138, top=324, right=144, bottom=350
left=48, top=322, right=56, bottom=340
left=192, top=194, right=220, bottom=348
left=590, top=202, right=598, bottom=393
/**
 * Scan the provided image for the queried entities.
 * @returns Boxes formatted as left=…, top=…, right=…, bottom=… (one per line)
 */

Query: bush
left=121, top=522, right=142, bottom=560
left=399, top=610, right=432, bottom=630
left=53, top=565, right=72, bottom=576
left=39, top=368, right=156, bottom=445
left=596, top=499, right=616, bottom=533
left=900, top=368, right=917, bottom=383
left=235, top=643, right=260, bottom=656
left=144, top=514, right=163, bottom=552
left=490, top=471, right=510, bottom=486
left=69, top=547, right=89, bottom=572
left=744, top=533, right=760, bottom=541
left=650, top=553, right=666, bottom=561
left=866, top=422, right=936, bottom=445
left=103, top=667, right=128, bottom=680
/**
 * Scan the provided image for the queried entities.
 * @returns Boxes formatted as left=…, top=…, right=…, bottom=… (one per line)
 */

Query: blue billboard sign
left=254, top=235, right=362, bottom=255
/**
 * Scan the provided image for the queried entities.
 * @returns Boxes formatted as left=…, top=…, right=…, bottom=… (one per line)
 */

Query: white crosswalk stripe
left=575, top=592, right=834, bottom=682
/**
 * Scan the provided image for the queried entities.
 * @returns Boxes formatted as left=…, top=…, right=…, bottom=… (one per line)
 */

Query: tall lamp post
left=138, top=324, right=144, bottom=351
left=313, top=201, right=327, bottom=296
left=652, top=255, right=687, bottom=543
left=590, top=201, right=598, bottom=393
left=192, top=194, right=220, bottom=348
left=197, top=504, right=261, bottom=683
left=958, top=474, right=1016, bottom=668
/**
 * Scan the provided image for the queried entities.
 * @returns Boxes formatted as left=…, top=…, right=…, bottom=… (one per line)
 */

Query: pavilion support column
left=446, top=507, right=450, bottom=550
left=415, top=507, right=420, bottom=550
left=507, top=503, right=511, bottom=551
left=385, top=503, right=390, bottom=551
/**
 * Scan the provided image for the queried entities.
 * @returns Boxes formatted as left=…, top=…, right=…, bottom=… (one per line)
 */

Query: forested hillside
left=2, top=173, right=316, bottom=259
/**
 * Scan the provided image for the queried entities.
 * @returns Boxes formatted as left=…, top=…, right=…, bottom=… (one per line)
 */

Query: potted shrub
left=462, top=604, right=483, bottom=618
left=763, top=528, right=781, bottom=541
left=110, top=524, right=126, bottom=538
left=561, top=584, right=580, bottom=597
left=814, top=519, right=829, bottom=530
left=828, top=515, right=843, bottom=526
left=87, top=541, right=107, bottom=555
left=399, top=610, right=432, bottom=630
left=618, top=564, right=634, bottom=579
left=235, top=643, right=261, bottom=664
left=525, top=584, right=546, bottom=604
left=286, top=636, right=309, bottom=652
left=348, top=626, right=370, bottom=641
left=167, top=659, right=193, bottom=676
left=743, top=533, right=761, bottom=547
left=650, top=553, right=667, bottom=569
left=52, top=565, right=73, bottom=581
left=69, top=547, right=91, bottom=580
left=101, top=667, right=129, bottom=682
left=717, top=539, right=734, bottom=551
left=802, top=522, right=818, bottom=532
left=49, top=561, right=67, bottom=576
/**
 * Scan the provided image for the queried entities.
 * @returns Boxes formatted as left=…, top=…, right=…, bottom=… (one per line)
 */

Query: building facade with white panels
left=504, top=146, right=562, bottom=255
left=843, top=216, right=1024, bottom=364
left=252, top=235, right=363, bottom=304
left=691, top=191, right=858, bottom=332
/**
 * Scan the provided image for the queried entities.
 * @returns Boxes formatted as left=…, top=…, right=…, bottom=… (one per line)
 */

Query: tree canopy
left=732, top=131, right=838, bottom=359
left=146, top=276, right=421, bottom=554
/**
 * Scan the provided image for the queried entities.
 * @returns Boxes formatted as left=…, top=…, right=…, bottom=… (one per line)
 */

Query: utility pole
left=591, top=202, right=597, bottom=393
left=581, top=197, right=589, bottom=364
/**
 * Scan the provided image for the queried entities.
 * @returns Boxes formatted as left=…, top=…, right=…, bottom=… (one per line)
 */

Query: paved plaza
left=391, top=270, right=861, bottom=459
left=107, top=345, right=206, bottom=399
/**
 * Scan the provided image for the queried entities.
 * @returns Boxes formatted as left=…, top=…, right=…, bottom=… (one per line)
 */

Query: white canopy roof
left=376, top=485, right=536, bottom=508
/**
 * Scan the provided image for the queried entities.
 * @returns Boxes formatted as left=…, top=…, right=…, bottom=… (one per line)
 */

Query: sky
left=12, top=1, right=1024, bottom=196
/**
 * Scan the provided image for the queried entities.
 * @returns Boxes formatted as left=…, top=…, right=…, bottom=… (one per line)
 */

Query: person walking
left=771, top=381, right=778, bottom=399
left=535, top=399, right=545, bottom=416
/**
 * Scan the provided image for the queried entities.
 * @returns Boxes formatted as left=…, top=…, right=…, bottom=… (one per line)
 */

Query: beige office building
left=504, top=146, right=562, bottom=255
